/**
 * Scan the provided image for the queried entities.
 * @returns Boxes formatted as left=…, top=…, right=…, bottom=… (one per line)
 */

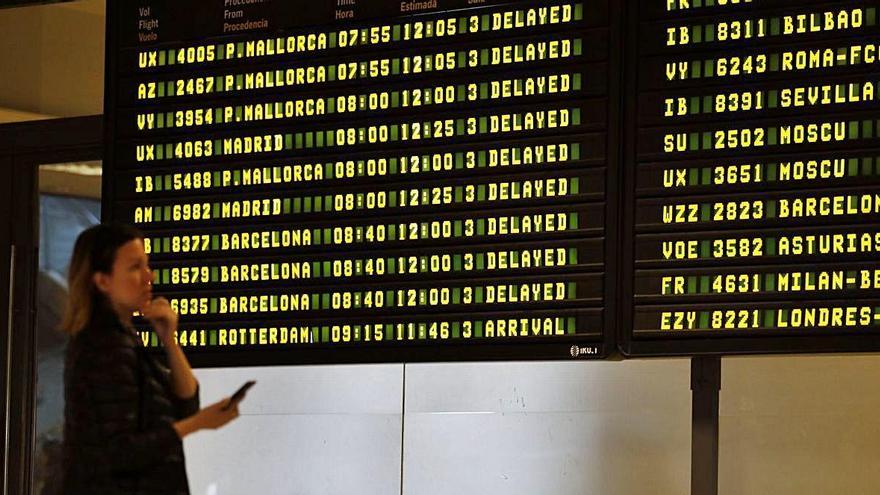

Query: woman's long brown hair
left=60, top=223, right=144, bottom=336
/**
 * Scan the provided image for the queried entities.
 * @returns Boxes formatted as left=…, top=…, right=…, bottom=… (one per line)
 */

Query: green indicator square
left=157, top=82, right=166, bottom=97
left=694, top=26, right=703, bottom=44
left=328, top=65, right=337, bottom=81
left=151, top=333, right=158, bottom=347
left=571, top=178, right=579, bottom=194
left=573, top=73, right=582, bottom=90
left=325, top=130, right=334, bottom=147
left=280, top=134, right=290, bottom=150
left=864, top=157, right=873, bottom=176
left=768, top=90, right=778, bottom=108
left=296, top=133, right=303, bottom=149
left=164, top=175, right=171, bottom=190
left=764, top=310, right=775, bottom=327
left=848, top=158, right=860, bottom=177
left=158, top=51, right=166, bottom=66
left=153, top=239, right=161, bottom=254
left=769, top=54, right=779, bottom=72
left=864, top=119, right=874, bottom=138
left=283, top=199, right=291, bottom=214
left=569, top=248, right=578, bottom=264
left=766, top=200, right=776, bottom=218
left=478, top=151, right=487, bottom=167
left=765, top=274, right=775, bottom=291
left=849, top=121, right=860, bottom=139
left=572, top=108, right=581, bottom=125
left=457, top=85, right=465, bottom=102
left=211, top=266, right=218, bottom=282
left=389, top=225, right=397, bottom=241
left=455, top=188, right=463, bottom=202
left=314, top=196, right=323, bottom=212
left=572, top=143, right=581, bottom=159
left=690, top=276, right=699, bottom=294
left=209, top=331, right=217, bottom=346
left=456, top=120, right=465, bottom=136
left=211, top=236, right=219, bottom=250
left=868, top=8, right=877, bottom=26
left=452, top=289, right=460, bottom=304
left=388, top=257, right=397, bottom=274
left=696, top=96, right=706, bottom=114
left=704, top=59, right=714, bottom=77
left=697, top=132, right=707, bottom=151
left=321, top=228, right=331, bottom=244
left=480, top=83, right=488, bottom=99
left=771, top=18, right=780, bottom=36
left=391, top=59, right=399, bottom=75
left=700, top=312, right=710, bottom=329
left=214, top=108, right=222, bottom=123
left=390, top=92, right=399, bottom=108
left=476, top=287, right=483, bottom=303
left=321, top=327, right=329, bottom=342
left=567, top=282, right=576, bottom=299
left=157, top=145, right=164, bottom=160
left=163, top=206, right=171, bottom=221
left=304, top=197, right=312, bottom=213
left=570, top=213, right=578, bottom=229
left=700, top=167, right=710, bottom=185
left=452, top=323, right=460, bottom=339
left=390, top=158, right=398, bottom=174
left=478, top=186, right=486, bottom=201
left=705, top=25, right=714, bottom=42
left=768, top=162, right=777, bottom=180
left=454, top=221, right=462, bottom=237
left=481, top=50, right=488, bottom=65
left=477, top=220, right=485, bottom=235
left=458, top=52, right=466, bottom=69
left=768, top=127, right=777, bottom=145
left=329, top=32, right=338, bottom=47
left=458, top=17, right=467, bottom=33
left=481, top=14, right=490, bottom=30
left=574, top=4, right=583, bottom=20
left=385, top=291, right=394, bottom=306
left=305, top=132, right=314, bottom=148
left=476, top=253, right=484, bottom=269
left=166, top=143, right=173, bottom=159
left=574, top=39, right=582, bottom=56
left=390, top=125, right=398, bottom=141
left=321, top=293, right=330, bottom=309
left=162, top=270, right=169, bottom=285
left=700, top=204, right=710, bottom=221
left=210, top=299, right=217, bottom=313
left=212, top=203, right=219, bottom=218
left=453, top=255, right=462, bottom=271
left=390, top=191, right=398, bottom=207
left=700, top=240, right=710, bottom=258
left=156, top=113, right=164, bottom=129
left=480, top=117, right=488, bottom=133
left=168, top=49, right=176, bottom=65
left=328, top=98, right=336, bottom=114
left=317, top=132, right=325, bottom=148
left=766, top=238, right=776, bottom=256
left=475, top=321, right=483, bottom=338
left=691, top=61, right=701, bottom=79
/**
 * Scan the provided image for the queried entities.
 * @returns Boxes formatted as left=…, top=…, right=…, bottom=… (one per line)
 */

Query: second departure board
left=104, top=0, right=619, bottom=365
left=621, top=0, right=880, bottom=356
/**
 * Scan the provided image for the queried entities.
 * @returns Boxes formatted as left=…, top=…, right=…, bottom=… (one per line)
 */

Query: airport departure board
left=104, top=1, right=620, bottom=365
left=621, top=0, right=880, bottom=355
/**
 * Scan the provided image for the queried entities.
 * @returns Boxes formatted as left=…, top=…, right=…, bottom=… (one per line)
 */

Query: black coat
left=62, top=306, right=200, bottom=494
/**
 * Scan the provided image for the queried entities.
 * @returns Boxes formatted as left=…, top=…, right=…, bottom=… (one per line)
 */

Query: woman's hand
left=174, top=398, right=240, bottom=438
left=139, top=297, right=179, bottom=346
left=196, top=398, right=241, bottom=430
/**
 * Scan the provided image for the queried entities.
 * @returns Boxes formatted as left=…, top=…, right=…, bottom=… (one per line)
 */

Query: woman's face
left=93, top=239, right=153, bottom=313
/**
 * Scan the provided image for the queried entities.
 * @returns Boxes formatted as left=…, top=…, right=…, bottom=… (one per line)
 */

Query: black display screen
left=620, top=0, right=880, bottom=355
left=104, top=0, right=619, bottom=365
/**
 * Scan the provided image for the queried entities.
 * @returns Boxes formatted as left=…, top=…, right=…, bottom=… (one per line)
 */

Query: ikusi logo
left=569, top=345, right=598, bottom=358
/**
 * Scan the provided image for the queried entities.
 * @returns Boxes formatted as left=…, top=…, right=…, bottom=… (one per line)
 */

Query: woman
left=60, top=223, right=239, bottom=494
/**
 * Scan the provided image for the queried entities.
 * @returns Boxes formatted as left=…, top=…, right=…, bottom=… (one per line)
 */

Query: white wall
left=184, top=355, right=880, bottom=495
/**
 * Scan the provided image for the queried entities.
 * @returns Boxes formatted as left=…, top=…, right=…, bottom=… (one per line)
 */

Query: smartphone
left=222, top=380, right=256, bottom=410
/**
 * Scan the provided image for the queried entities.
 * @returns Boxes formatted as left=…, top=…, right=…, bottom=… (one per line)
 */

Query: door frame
left=0, top=115, right=102, bottom=495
